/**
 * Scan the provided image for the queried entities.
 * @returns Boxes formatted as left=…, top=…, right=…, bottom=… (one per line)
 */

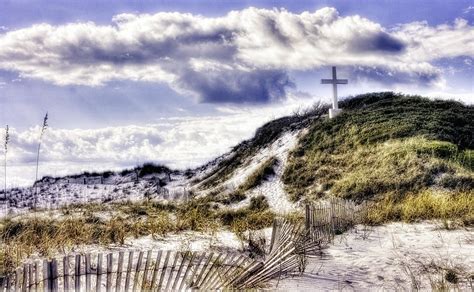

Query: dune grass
left=239, top=157, right=278, bottom=192
left=199, top=103, right=327, bottom=188
left=363, top=190, right=473, bottom=226
left=283, top=93, right=473, bottom=202
left=0, top=196, right=274, bottom=274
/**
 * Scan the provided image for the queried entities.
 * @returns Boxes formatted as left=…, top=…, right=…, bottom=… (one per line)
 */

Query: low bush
left=139, top=163, right=170, bottom=177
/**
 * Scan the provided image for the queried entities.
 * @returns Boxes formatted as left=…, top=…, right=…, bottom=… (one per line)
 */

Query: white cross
left=321, top=66, right=348, bottom=117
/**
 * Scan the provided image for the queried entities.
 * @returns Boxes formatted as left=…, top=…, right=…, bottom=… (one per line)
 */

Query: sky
left=0, top=0, right=473, bottom=187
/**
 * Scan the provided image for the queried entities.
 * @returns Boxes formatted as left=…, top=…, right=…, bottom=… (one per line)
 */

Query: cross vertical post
left=331, top=66, right=338, bottom=110
left=321, top=66, right=348, bottom=118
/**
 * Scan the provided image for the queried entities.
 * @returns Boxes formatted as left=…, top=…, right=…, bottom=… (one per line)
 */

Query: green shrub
left=220, top=191, right=247, bottom=205
left=249, top=196, right=269, bottom=211
left=139, top=163, right=170, bottom=177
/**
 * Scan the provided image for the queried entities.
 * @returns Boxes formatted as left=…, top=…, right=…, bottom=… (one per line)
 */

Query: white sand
left=227, top=131, right=300, bottom=213
left=273, top=222, right=474, bottom=291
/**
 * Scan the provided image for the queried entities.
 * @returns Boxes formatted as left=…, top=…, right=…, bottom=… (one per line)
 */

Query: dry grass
left=363, top=190, right=474, bottom=226
left=285, top=136, right=473, bottom=202
left=0, top=196, right=274, bottom=274
left=239, top=157, right=278, bottom=192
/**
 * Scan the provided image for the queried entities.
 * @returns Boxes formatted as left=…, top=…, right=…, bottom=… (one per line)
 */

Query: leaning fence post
left=141, top=251, right=152, bottom=289
left=132, top=251, right=143, bottom=292
left=164, top=252, right=179, bottom=291
left=269, top=219, right=278, bottom=253
left=149, top=251, right=162, bottom=290
left=157, top=251, right=171, bottom=290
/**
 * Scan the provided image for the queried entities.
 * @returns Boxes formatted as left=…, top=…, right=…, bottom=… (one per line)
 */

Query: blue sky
left=0, top=0, right=472, bottom=186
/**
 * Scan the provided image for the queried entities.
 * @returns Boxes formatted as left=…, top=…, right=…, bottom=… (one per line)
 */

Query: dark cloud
left=352, top=32, right=405, bottom=53
left=178, top=69, right=294, bottom=103
left=0, top=7, right=471, bottom=102
left=349, top=66, right=441, bottom=85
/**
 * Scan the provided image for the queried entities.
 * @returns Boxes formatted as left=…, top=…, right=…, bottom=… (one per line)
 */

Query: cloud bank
left=3, top=97, right=316, bottom=186
left=0, top=7, right=472, bottom=103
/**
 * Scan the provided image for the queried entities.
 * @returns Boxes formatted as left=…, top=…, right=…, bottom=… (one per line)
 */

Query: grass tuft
left=239, top=157, right=278, bottom=192
left=363, top=190, right=473, bottom=226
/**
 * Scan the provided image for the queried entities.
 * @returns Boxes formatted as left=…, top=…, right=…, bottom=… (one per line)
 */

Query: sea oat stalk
left=34, top=113, right=48, bottom=208
left=3, top=125, right=9, bottom=200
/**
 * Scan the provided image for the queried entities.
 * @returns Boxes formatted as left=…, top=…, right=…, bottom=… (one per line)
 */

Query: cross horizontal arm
left=321, top=79, right=335, bottom=84
left=321, top=79, right=348, bottom=84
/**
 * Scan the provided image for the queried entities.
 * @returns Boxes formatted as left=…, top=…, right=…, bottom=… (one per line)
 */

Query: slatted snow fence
left=0, top=197, right=365, bottom=291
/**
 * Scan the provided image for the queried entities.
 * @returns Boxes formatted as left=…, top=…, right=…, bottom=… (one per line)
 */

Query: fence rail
left=1, top=197, right=366, bottom=291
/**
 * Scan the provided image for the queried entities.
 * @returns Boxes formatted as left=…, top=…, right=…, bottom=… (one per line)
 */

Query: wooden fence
left=305, top=197, right=366, bottom=247
left=0, top=250, right=261, bottom=292
left=0, top=197, right=366, bottom=291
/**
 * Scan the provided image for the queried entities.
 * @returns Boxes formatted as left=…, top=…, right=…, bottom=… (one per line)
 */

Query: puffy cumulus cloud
left=3, top=96, right=316, bottom=186
left=0, top=7, right=473, bottom=102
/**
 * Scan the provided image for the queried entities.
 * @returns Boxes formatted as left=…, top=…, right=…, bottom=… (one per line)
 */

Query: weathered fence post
left=27, top=264, right=34, bottom=292
left=34, top=261, right=39, bottom=292
left=131, top=251, right=143, bottom=292
left=115, top=252, right=124, bottom=292
left=74, top=255, right=80, bottom=292
left=50, top=259, right=58, bottom=292
left=63, top=256, right=69, bottom=292
left=21, top=264, right=27, bottom=292
left=96, top=254, right=102, bottom=292
left=123, top=252, right=133, bottom=292
left=106, top=254, right=113, bottom=292
left=157, top=251, right=170, bottom=290
left=149, top=251, right=162, bottom=290
left=141, top=251, right=152, bottom=289
left=165, top=252, right=179, bottom=291
left=43, top=260, right=49, bottom=292
left=85, top=254, right=91, bottom=292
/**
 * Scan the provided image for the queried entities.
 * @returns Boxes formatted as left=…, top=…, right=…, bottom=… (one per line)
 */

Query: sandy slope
left=273, top=222, right=474, bottom=291
left=1, top=128, right=302, bottom=217
left=227, top=130, right=301, bottom=213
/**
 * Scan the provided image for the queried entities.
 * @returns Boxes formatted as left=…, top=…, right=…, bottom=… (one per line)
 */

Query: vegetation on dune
left=364, top=190, right=473, bottom=226
left=283, top=92, right=473, bottom=215
left=0, top=196, right=274, bottom=274
left=239, top=157, right=279, bottom=192
left=217, top=157, right=278, bottom=205
left=138, top=163, right=172, bottom=177
left=199, top=103, right=328, bottom=188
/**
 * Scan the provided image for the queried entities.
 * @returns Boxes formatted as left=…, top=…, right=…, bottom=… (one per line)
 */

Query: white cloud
left=2, top=97, right=317, bottom=187
left=0, top=7, right=472, bottom=102
left=463, top=6, right=474, bottom=14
